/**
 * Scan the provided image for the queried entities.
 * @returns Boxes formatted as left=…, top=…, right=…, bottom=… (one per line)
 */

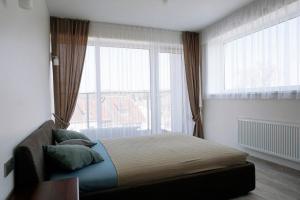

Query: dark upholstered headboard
left=14, top=120, right=55, bottom=188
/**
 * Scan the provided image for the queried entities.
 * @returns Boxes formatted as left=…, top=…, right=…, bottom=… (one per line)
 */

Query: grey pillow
left=58, top=139, right=97, bottom=147
left=43, top=145, right=103, bottom=171
left=53, top=129, right=90, bottom=143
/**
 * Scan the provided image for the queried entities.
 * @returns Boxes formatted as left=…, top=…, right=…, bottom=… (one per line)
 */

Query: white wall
left=203, top=99, right=300, bottom=170
left=0, top=0, right=50, bottom=199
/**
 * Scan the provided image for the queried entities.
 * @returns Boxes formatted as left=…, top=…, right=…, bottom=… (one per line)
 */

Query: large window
left=204, top=0, right=300, bottom=99
left=70, top=41, right=191, bottom=139
left=224, top=15, right=300, bottom=92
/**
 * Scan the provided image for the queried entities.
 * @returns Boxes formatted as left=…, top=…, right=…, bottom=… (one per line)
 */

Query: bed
left=14, top=120, right=255, bottom=199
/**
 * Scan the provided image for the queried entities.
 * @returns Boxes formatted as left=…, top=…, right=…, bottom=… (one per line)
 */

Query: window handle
left=99, top=97, right=105, bottom=103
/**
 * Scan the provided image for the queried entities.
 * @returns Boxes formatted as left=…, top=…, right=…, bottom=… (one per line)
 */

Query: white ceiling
left=45, top=0, right=254, bottom=31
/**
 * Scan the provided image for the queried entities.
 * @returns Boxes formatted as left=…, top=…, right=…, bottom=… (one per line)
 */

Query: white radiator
left=238, top=119, right=300, bottom=162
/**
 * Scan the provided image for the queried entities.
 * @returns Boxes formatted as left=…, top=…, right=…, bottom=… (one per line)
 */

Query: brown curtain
left=182, top=32, right=204, bottom=138
left=50, top=17, right=89, bottom=129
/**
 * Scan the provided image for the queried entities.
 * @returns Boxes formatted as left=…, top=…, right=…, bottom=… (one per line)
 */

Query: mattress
left=102, top=135, right=248, bottom=187
left=51, top=135, right=248, bottom=192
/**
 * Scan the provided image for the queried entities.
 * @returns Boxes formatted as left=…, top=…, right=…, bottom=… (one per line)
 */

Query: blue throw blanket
left=50, top=141, right=118, bottom=193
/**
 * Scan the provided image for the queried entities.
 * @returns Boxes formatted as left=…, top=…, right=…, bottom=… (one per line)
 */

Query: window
left=100, top=47, right=150, bottom=131
left=159, top=53, right=186, bottom=132
left=204, top=1, right=300, bottom=99
left=69, top=40, right=192, bottom=139
left=224, top=16, right=300, bottom=92
left=159, top=53, right=171, bottom=131
left=69, top=46, right=96, bottom=131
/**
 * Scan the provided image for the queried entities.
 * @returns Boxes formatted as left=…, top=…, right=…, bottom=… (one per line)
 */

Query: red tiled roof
left=71, top=93, right=146, bottom=126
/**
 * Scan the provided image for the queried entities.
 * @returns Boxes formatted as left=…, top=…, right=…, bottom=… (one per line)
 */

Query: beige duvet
left=102, top=135, right=248, bottom=186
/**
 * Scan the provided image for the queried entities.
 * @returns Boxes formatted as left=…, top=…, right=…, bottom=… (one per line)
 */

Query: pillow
left=43, top=145, right=103, bottom=171
left=53, top=129, right=90, bottom=143
left=58, top=139, right=97, bottom=147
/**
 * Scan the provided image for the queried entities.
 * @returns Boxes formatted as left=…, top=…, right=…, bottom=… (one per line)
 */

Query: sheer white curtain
left=202, top=0, right=300, bottom=99
left=69, top=22, right=193, bottom=139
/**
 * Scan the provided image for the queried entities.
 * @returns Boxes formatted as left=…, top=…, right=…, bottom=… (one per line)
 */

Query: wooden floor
left=233, top=157, right=300, bottom=200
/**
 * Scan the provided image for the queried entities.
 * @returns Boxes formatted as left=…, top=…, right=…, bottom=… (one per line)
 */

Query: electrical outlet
left=4, top=157, right=14, bottom=177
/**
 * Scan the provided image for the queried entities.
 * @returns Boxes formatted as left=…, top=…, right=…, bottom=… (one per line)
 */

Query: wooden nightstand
left=9, top=178, right=79, bottom=200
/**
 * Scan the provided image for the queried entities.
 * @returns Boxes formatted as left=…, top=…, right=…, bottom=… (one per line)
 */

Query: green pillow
left=53, top=129, right=90, bottom=143
left=58, top=139, right=97, bottom=147
left=43, top=145, right=103, bottom=171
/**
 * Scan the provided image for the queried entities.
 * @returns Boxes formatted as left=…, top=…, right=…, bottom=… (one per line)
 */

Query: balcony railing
left=70, top=90, right=171, bottom=138
left=70, top=91, right=150, bottom=130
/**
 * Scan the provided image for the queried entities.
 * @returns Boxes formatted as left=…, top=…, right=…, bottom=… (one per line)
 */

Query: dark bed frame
left=13, top=120, right=255, bottom=199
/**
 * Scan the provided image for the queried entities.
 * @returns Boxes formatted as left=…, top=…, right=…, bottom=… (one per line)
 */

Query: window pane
left=69, top=93, right=88, bottom=130
left=79, top=46, right=96, bottom=93
left=159, top=53, right=171, bottom=132
left=100, top=47, right=150, bottom=91
left=224, top=16, right=300, bottom=91
left=69, top=46, right=96, bottom=131
left=99, top=47, right=151, bottom=132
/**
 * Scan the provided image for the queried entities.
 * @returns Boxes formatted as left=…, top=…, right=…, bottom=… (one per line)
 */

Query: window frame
left=72, top=38, right=183, bottom=132
left=219, top=14, right=300, bottom=96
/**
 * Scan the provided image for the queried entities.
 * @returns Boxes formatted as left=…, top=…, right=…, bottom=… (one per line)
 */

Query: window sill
left=205, top=90, right=300, bottom=100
